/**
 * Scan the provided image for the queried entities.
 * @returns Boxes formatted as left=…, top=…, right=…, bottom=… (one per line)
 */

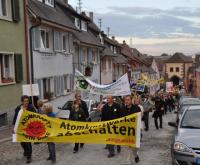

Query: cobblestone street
left=0, top=112, right=175, bottom=165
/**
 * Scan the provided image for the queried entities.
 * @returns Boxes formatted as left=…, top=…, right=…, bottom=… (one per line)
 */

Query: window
left=62, top=34, right=69, bottom=52
left=113, top=46, right=117, bottom=54
left=170, top=67, right=173, bottom=72
left=45, top=0, right=54, bottom=7
left=92, top=49, right=96, bottom=63
left=108, top=58, right=112, bottom=70
left=0, top=53, right=15, bottom=84
left=102, top=58, right=106, bottom=70
left=176, top=67, right=179, bottom=72
left=75, top=17, right=80, bottom=29
left=0, top=0, right=12, bottom=20
left=81, top=21, right=87, bottom=31
left=40, top=29, right=50, bottom=50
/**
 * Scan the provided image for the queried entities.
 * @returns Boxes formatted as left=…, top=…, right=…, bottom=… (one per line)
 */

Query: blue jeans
left=47, top=143, right=56, bottom=160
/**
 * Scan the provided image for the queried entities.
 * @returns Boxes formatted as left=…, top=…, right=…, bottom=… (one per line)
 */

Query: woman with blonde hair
left=43, top=103, right=56, bottom=164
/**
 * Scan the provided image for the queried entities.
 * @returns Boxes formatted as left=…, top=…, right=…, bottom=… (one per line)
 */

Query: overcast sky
left=69, top=0, right=200, bottom=56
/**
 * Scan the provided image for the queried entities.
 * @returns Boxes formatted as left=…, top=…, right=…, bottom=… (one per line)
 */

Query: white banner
left=75, top=70, right=131, bottom=96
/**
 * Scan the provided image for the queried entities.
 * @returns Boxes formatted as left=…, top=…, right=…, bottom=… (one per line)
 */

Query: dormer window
left=45, top=0, right=54, bottom=7
left=75, top=17, right=80, bottom=29
left=81, top=20, right=87, bottom=31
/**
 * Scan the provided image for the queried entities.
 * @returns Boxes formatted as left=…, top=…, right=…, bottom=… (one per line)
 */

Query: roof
left=102, top=46, right=116, bottom=57
left=120, top=44, right=149, bottom=66
left=89, top=22, right=101, bottom=33
left=73, top=30, right=102, bottom=47
left=28, top=0, right=76, bottom=30
left=133, top=66, right=156, bottom=74
left=113, top=54, right=128, bottom=64
left=165, top=52, right=193, bottom=63
left=104, top=37, right=121, bottom=47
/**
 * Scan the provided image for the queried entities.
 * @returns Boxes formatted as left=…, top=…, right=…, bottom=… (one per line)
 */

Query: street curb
left=0, top=137, right=12, bottom=144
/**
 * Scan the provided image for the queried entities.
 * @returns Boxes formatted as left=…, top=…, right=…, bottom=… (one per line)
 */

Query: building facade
left=0, top=0, right=26, bottom=125
left=165, top=52, right=193, bottom=89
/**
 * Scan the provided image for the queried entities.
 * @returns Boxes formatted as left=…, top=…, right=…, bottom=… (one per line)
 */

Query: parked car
left=56, top=99, right=101, bottom=121
left=176, top=98, right=200, bottom=124
left=169, top=105, right=200, bottom=165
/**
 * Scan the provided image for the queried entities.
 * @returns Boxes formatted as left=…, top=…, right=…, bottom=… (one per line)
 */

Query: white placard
left=22, top=84, right=39, bottom=96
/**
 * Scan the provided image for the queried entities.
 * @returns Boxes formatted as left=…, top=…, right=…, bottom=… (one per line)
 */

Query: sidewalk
left=0, top=126, right=12, bottom=143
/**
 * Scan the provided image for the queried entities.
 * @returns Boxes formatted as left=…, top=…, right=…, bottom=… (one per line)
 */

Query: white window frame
left=75, top=17, right=80, bottom=29
left=62, top=33, right=69, bottom=53
left=81, top=20, right=87, bottom=31
left=45, top=0, right=54, bottom=7
left=40, top=28, right=51, bottom=51
left=0, top=52, right=15, bottom=85
left=0, top=0, right=12, bottom=21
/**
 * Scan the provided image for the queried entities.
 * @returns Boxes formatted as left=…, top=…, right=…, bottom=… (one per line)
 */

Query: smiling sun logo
left=23, top=121, right=46, bottom=138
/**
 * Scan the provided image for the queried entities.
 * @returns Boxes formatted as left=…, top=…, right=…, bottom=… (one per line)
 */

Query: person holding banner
left=101, top=95, right=122, bottom=158
left=122, top=95, right=141, bottom=165
left=12, top=95, right=36, bottom=164
left=69, top=100, right=87, bottom=153
left=43, top=103, right=56, bottom=163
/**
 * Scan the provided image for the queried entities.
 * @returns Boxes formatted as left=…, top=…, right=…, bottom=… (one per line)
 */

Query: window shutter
left=69, top=34, right=74, bottom=53
left=33, top=28, right=40, bottom=49
left=14, top=54, right=23, bottom=83
left=11, top=0, right=20, bottom=22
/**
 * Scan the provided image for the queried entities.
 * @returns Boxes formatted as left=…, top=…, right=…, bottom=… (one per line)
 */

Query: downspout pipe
left=29, top=17, right=41, bottom=107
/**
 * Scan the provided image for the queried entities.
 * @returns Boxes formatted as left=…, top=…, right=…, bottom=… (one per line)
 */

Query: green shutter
left=14, top=54, right=23, bottom=83
left=12, top=0, right=20, bottom=22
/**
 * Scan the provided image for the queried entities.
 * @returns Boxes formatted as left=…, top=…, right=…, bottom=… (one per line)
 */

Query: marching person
left=153, top=94, right=164, bottom=129
left=12, top=95, right=35, bottom=164
left=69, top=100, right=87, bottom=153
left=101, top=95, right=122, bottom=158
left=43, top=103, right=56, bottom=164
left=74, top=92, right=89, bottom=149
left=142, top=95, right=154, bottom=131
left=122, top=95, right=141, bottom=165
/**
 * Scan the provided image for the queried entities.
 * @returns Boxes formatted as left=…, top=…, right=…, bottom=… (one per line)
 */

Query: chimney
left=112, top=36, right=115, bottom=41
left=123, top=40, right=126, bottom=45
left=89, top=12, right=93, bottom=21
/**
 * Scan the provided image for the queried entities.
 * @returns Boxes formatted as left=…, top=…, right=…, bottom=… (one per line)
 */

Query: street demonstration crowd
left=12, top=91, right=179, bottom=164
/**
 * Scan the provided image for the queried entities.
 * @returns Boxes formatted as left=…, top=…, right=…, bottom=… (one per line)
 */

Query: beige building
left=165, top=53, right=193, bottom=87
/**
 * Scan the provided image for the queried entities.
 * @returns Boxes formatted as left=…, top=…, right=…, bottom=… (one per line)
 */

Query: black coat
left=80, top=100, right=89, bottom=118
left=101, top=102, right=122, bottom=121
left=12, top=104, right=35, bottom=125
left=121, top=104, right=141, bottom=117
left=69, top=108, right=86, bottom=122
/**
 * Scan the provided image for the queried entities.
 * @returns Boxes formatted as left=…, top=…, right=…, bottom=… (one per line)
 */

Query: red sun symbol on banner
left=23, top=121, right=46, bottom=138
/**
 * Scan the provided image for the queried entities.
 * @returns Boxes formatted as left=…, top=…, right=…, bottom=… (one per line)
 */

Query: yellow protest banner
left=13, top=111, right=141, bottom=148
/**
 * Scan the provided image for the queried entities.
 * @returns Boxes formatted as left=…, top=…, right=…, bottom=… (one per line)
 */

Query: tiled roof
left=28, top=0, right=76, bottom=30
left=73, top=30, right=102, bottom=47
left=102, top=46, right=117, bottom=57
left=113, top=54, right=128, bottom=64
left=165, top=52, right=193, bottom=63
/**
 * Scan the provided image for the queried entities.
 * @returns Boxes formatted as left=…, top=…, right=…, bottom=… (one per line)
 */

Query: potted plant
left=44, top=92, right=54, bottom=100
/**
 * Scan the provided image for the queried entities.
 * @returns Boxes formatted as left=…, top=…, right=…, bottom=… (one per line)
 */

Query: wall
left=165, top=63, right=184, bottom=79
left=101, top=56, right=113, bottom=84
left=195, top=71, right=200, bottom=98
left=33, top=51, right=73, bottom=79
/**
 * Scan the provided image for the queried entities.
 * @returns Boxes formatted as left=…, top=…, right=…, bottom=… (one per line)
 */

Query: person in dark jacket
left=12, top=95, right=35, bottom=164
left=153, top=95, right=164, bottom=129
left=69, top=100, right=87, bottom=153
left=101, top=95, right=122, bottom=158
left=43, top=103, right=56, bottom=164
left=75, top=92, right=89, bottom=119
left=122, top=95, right=141, bottom=165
